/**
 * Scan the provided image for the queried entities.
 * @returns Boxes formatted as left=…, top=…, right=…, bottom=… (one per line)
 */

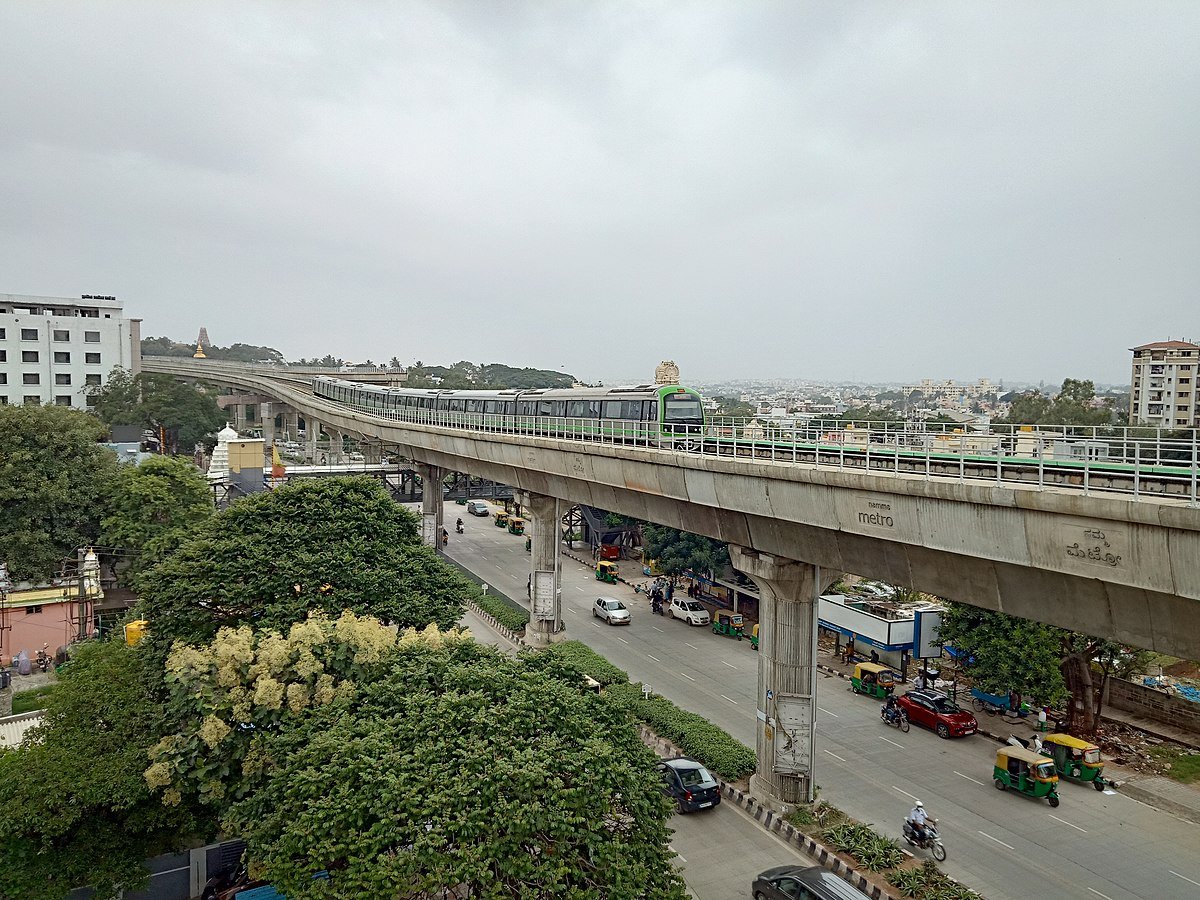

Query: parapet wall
left=1105, top=677, right=1200, bottom=735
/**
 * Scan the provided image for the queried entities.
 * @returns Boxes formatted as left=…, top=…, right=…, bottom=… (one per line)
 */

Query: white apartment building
left=1129, top=340, right=1200, bottom=428
left=0, top=293, right=141, bottom=409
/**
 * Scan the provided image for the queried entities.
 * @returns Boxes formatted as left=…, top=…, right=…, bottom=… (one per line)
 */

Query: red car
left=896, top=689, right=978, bottom=738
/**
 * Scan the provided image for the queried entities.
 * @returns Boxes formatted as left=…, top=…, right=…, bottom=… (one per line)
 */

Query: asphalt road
left=439, top=505, right=1200, bottom=900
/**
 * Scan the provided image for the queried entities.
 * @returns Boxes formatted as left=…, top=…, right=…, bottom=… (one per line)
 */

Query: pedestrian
left=870, top=649, right=879, bottom=665
left=666, top=582, right=675, bottom=602
left=527, top=574, right=532, bottom=598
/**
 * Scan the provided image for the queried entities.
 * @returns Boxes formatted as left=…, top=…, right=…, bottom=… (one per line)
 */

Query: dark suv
left=896, top=689, right=978, bottom=738
left=658, top=757, right=721, bottom=813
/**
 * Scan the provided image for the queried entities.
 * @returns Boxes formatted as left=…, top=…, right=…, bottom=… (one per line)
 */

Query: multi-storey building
left=1129, top=340, right=1200, bottom=428
left=0, top=293, right=141, bottom=409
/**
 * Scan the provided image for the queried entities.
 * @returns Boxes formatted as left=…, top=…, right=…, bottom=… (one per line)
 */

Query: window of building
left=25, top=605, right=43, bottom=615
left=55, top=395, right=72, bottom=406
left=0, top=396, right=6, bottom=404
left=53, top=329, right=70, bottom=342
left=85, top=373, right=101, bottom=386
left=55, top=373, right=71, bottom=385
left=22, top=350, right=38, bottom=363
left=0, top=374, right=6, bottom=384
left=0, top=327, right=5, bottom=338
left=0, top=350, right=6, bottom=362
left=84, top=331, right=101, bottom=343
left=85, top=394, right=98, bottom=407
left=22, top=373, right=40, bottom=385
left=85, top=352, right=101, bottom=364
left=54, top=351, right=70, bottom=363
left=23, top=395, right=40, bottom=405
left=21, top=328, right=38, bottom=340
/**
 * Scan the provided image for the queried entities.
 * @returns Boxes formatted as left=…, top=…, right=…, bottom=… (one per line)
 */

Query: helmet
left=914, top=800, right=923, bottom=808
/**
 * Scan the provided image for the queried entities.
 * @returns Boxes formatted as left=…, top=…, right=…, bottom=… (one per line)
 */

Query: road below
left=440, top=504, right=1200, bottom=900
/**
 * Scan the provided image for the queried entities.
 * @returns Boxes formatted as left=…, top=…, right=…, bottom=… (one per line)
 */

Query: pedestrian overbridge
left=149, top=356, right=1200, bottom=657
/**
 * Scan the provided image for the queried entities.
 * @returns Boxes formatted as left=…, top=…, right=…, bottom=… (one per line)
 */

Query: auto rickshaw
left=850, top=662, right=896, bottom=699
left=993, top=746, right=1060, bottom=807
left=507, top=516, right=525, bottom=535
left=596, top=560, right=618, bottom=584
left=494, top=510, right=509, bottom=528
left=749, top=623, right=760, bottom=650
left=712, top=611, right=744, bottom=639
left=1041, top=733, right=1108, bottom=790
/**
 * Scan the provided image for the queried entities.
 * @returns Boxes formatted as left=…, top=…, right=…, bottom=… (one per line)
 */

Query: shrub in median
left=818, top=822, right=905, bottom=872
left=533, top=640, right=630, bottom=685
left=890, top=860, right=982, bottom=899
left=605, top=682, right=756, bottom=781
left=473, top=593, right=529, bottom=633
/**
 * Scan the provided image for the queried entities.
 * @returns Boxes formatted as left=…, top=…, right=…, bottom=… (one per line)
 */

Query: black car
left=658, top=757, right=721, bottom=813
left=752, top=865, right=869, bottom=900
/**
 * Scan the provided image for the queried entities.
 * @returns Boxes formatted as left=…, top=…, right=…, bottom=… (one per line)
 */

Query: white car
left=593, top=596, right=631, bottom=625
left=669, top=598, right=710, bottom=626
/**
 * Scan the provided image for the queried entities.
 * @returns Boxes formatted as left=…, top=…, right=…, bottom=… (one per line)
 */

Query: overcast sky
left=2, top=3, right=1197, bottom=385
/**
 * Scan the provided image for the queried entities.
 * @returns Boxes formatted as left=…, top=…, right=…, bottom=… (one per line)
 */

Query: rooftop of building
left=0, top=292, right=124, bottom=312
left=1131, top=340, right=1199, bottom=351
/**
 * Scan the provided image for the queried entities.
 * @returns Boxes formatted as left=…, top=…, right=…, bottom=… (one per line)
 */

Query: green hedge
left=538, top=641, right=630, bottom=685
left=473, top=594, right=529, bottom=633
left=818, top=822, right=905, bottom=872
left=605, top=682, right=757, bottom=780
left=890, top=861, right=982, bottom=899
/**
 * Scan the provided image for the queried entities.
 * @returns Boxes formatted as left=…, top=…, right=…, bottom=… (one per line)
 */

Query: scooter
left=651, top=597, right=664, bottom=616
left=35, top=647, right=53, bottom=674
left=456, top=521, right=464, bottom=534
left=902, top=820, right=946, bottom=861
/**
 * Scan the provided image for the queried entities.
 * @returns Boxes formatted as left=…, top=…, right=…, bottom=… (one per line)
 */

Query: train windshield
left=663, top=393, right=703, bottom=424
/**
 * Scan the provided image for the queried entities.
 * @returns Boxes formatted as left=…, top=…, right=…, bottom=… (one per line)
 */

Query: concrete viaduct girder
left=144, top=359, right=1200, bottom=658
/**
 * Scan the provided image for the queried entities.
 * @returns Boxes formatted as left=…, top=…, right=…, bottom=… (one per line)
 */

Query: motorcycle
left=455, top=521, right=464, bottom=534
left=35, top=647, right=53, bottom=674
left=902, top=820, right=946, bottom=861
left=651, top=598, right=664, bottom=616
left=881, top=704, right=910, bottom=733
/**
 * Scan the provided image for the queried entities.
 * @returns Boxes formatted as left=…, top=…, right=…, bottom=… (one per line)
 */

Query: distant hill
left=142, top=336, right=284, bottom=364
left=409, top=361, right=575, bottom=390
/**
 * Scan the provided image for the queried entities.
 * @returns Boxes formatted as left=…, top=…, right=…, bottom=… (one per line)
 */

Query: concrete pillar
left=233, top=403, right=247, bottom=433
left=525, top=493, right=565, bottom=646
left=730, top=546, right=835, bottom=811
left=285, top=410, right=300, bottom=442
left=307, top=418, right=320, bottom=462
left=261, top=403, right=275, bottom=447
left=416, top=462, right=445, bottom=550
left=326, top=428, right=342, bottom=463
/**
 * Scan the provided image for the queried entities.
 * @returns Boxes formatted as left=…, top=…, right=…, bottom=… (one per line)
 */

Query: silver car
left=593, top=596, right=631, bottom=625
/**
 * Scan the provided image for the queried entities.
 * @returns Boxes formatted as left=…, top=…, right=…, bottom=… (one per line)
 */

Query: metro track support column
left=524, top=493, right=565, bottom=647
left=416, top=462, right=445, bottom=551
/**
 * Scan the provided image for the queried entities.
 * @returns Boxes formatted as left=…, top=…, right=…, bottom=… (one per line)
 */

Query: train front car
left=656, top=384, right=705, bottom=450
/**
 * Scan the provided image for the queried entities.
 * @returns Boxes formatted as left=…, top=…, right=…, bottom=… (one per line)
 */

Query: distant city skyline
left=3, top=4, right=1196, bottom=385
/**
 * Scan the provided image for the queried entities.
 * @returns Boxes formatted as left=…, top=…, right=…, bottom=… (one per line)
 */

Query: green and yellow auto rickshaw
left=712, top=611, right=744, bottom=639
left=507, top=516, right=525, bottom=535
left=749, top=623, right=760, bottom=651
left=493, top=510, right=509, bottom=528
left=850, top=662, right=896, bottom=699
left=595, top=560, right=618, bottom=584
left=993, top=746, right=1061, bottom=807
left=1042, top=733, right=1108, bottom=791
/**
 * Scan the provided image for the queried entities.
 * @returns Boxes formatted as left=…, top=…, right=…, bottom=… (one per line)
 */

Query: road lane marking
left=575, top=586, right=584, bottom=592
left=954, top=771, right=985, bottom=786
left=721, top=695, right=738, bottom=705
left=651, top=626, right=664, bottom=633
left=685, top=643, right=700, bottom=650
left=1170, top=871, right=1200, bottom=888
left=816, top=706, right=839, bottom=718
left=978, top=831, right=1015, bottom=850
left=722, top=661, right=737, bottom=669
left=647, top=655, right=660, bottom=662
left=669, top=846, right=687, bottom=863
left=679, top=672, right=696, bottom=682
left=495, top=564, right=503, bottom=569
left=1087, top=889, right=1114, bottom=900
left=592, top=622, right=601, bottom=628
left=891, top=785, right=920, bottom=802
left=617, top=637, right=629, bottom=644
left=822, top=748, right=846, bottom=762
left=1049, top=814, right=1086, bottom=833
left=878, top=736, right=904, bottom=749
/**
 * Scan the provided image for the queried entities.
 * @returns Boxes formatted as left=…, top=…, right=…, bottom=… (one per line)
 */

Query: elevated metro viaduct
left=147, top=357, right=1200, bottom=810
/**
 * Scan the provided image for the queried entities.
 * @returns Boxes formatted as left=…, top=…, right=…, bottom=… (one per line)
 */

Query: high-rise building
left=0, top=293, right=142, bottom=409
left=1129, top=340, right=1200, bottom=428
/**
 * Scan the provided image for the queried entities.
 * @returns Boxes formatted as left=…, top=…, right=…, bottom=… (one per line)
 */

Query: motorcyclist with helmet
left=907, top=800, right=934, bottom=844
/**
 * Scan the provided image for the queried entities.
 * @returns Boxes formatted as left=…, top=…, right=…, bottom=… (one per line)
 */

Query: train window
left=602, top=400, right=623, bottom=419
left=435, top=398, right=449, bottom=411
left=450, top=399, right=464, bottom=412
left=567, top=400, right=588, bottom=417
left=553, top=401, right=567, bottom=417
left=622, top=400, right=643, bottom=419
left=538, top=400, right=554, bottom=416
left=466, top=399, right=481, bottom=413
left=503, top=401, right=515, bottom=415
left=645, top=400, right=658, bottom=421
left=484, top=400, right=498, bottom=414
left=518, top=400, right=535, bottom=416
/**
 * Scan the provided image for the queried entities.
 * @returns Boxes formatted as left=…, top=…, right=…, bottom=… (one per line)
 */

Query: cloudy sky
left=2, top=3, right=1197, bottom=385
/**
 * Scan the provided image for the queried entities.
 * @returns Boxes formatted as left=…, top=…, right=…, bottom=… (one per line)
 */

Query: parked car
left=752, top=865, right=869, bottom=900
left=658, top=757, right=721, bottom=813
left=593, top=596, right=631, bottom=625
left=466, top=500, right=490, bottom=516
left=896, top=689, right=979, bottom=738
left=669, top=598, right=710, bottom=626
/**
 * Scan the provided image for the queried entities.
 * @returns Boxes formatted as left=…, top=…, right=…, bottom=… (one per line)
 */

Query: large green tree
left=643, top=525, right=729, bottom=580
left=0, top=404, right=116, bottom=580
left=997, top=379, right=1117, bottom=427
left=154, top=619, right=686, bottom=899
left=102, top=456, right=214, bottom=583
left=0, top=641, right=202, bottom=900
left=86, top=368, right=225, bottom=450
left=137, top=477, right=470, bottom=652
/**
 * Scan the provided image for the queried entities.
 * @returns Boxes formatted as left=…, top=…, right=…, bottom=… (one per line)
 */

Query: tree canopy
left=137, top=477, right=470, bottom=652
left=643, top=525, right=729, bottom=580
left=101, top=456, right=214, bottom=583
left=142, top=337, right=284, bottom=365
left=0, top=641, right=202, bottom=900
left=997, top=379, right=1118, bottom=427
left=149, top=615, right=686, bottom=899
left=86, top=368, right=225, bottom=449
left=0, top=404, right=116, bottom=581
